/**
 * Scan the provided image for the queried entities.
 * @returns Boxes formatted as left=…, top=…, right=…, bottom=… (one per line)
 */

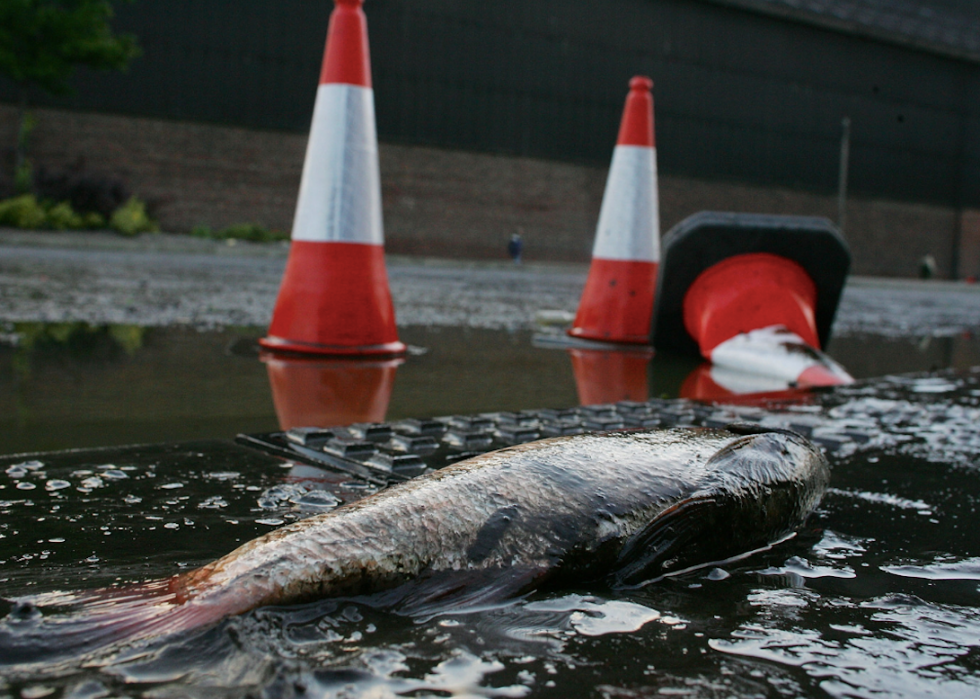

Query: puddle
left=3, top=324, right=980, bottom=697
left=2, top=323, right=979, bottom=455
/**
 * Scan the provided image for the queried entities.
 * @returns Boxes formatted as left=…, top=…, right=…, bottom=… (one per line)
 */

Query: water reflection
left=262, top=351, right=403, bottom=430
left=568, top=348, right=653, bottom=405
left=4, top=372, right=980, bottom=696
left=4, top=324, right=980, bottom=455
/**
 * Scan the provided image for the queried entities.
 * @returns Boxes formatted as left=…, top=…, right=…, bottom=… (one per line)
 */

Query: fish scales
left=176, top=427, right=825, bottom=613
left=0, top=426, right=830, bottom=659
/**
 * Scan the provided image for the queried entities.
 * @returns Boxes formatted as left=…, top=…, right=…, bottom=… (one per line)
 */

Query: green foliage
left=81, top=210, right=105, bottom=228
left=106, top=323, right=144, bottom=354
left=0, top=0, right=140, bottom=96
left=17, top=111, right=36, bottom=148
left=190, top=222, right=288, bottom=243
left=45, top=199, right=84, bottom=229
left=14, top=112, right=36, bottom=193
left=109, top=196, right=156, bottom=236
left=0, top=194, right=47, bottom=228
left=13, top=159, right=33, bottom=194
left=0, top=194, right=139, bottom=232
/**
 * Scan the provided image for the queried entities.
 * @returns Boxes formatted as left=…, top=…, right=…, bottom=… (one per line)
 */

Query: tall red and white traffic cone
left=569, top=76, right=660, bottom=344
left=260, top=0, right=405, bottom=357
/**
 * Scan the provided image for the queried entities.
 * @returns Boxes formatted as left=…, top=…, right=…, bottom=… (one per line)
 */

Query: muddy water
left=2, top=323, right=979, bottom=455
left=1, top=325, right=980, bottom=697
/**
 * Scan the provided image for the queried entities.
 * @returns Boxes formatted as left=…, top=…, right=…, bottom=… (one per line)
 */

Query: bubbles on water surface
left=257, top=483, right=342, bottom=515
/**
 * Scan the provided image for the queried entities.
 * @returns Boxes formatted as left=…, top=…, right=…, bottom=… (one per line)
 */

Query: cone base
left=265, top=241, right=403, bottom=357
left=651, top=212, right=850, bottom=357
left=259, top=336, right=407, bottom=358
left=569, top=259, right=658, bottom=345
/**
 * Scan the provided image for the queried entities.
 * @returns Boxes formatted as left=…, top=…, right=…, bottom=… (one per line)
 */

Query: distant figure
left=919, top=254, right=936, bottom=279
left=508, top=233, right=523, bottom=265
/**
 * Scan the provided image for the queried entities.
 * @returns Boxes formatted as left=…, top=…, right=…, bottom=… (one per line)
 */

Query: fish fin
left=612, top=496, right=726, bottom=587
left=377, top=565, right=551, bottom=618
left=0, top=578, right=228, bottom=667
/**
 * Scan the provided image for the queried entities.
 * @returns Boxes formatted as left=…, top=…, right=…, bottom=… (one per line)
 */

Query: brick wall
left=0, top=104, right=964, bottom=277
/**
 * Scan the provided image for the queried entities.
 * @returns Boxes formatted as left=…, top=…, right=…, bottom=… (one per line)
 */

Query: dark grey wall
left=2, top=0, right=978, bottom=207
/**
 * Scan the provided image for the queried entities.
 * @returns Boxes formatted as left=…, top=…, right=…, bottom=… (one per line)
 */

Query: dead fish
left=0, top=425, right=829, bottom=659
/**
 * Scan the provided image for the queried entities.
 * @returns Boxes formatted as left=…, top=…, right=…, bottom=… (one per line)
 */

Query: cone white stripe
left=291, top=83, right=383, bottom=245
left=709, top=326, right=851, bottom=384
left=591, top=145, right=660, bottom=262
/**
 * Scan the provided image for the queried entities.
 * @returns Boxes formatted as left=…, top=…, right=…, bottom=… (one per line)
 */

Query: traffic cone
left=259, top=0, right=405, bottom=357
left=569, top=76, right=660, bottom=344
left=682, top=253, right=853, bottom=387
left=262, top=352, right=402, bottom=430
left=652, top=212, right=854, bottom=389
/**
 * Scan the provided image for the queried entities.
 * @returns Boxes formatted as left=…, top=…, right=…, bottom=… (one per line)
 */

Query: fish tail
left=0, top=577, right=230, bottom=666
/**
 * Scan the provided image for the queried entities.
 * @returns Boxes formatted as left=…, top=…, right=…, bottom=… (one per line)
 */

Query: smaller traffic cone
left=569, top=76, right=660, bottom=344
left=260, top=0, right=405, bottom=357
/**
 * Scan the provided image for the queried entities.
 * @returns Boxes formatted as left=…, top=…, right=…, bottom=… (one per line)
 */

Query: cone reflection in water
left=262, top=352, right=402, bottom=430
left=569, top=347, right=653, bottom=406
left=679, top=361, right=816, bottom=406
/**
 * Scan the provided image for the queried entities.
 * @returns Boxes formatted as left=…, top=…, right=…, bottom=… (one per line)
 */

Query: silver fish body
left=175, top=426, right=829, bottom=617
left=0, top=426, right=830, bottom=657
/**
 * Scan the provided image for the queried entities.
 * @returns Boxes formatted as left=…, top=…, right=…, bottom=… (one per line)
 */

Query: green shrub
left=14, top=160, right=33, bottom=195
left=46, top=201, right=84, bottom=230
left=109, top=197, right=157, bottom=236
left=107, top=324, right=145, bottom=355
left=0, top=195, right=47, bottom=228
left=82, top=211, right=106, bottom=229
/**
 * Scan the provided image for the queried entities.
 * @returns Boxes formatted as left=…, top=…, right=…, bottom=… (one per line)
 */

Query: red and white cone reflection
left=262, top=352, right=402, bottom=430
left=569, top=347, right=653, bottom=406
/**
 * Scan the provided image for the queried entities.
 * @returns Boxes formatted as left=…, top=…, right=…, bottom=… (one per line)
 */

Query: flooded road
left=2, top=323, right=980, bottom=456
left=3, top=234, right=980, bottom=697
left=2, top=367, right=980, bottom=698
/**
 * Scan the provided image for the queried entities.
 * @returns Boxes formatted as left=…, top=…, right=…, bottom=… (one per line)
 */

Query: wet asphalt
left=1, top=228, right=979, bottom=338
